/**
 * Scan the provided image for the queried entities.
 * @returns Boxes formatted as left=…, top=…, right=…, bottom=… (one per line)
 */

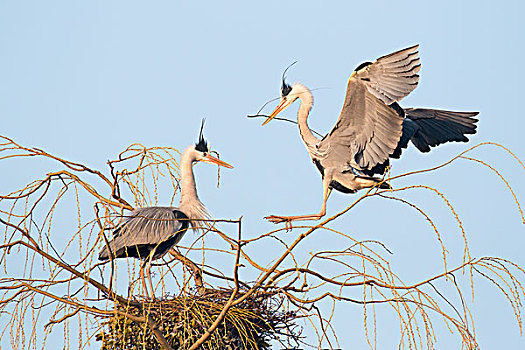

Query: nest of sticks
left=96, top=288, right=301, bottom=350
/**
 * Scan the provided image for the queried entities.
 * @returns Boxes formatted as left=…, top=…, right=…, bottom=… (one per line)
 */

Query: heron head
left=193, top=120, right=233, bottom=169
left=262, top=82, right=300, bottom=126
left=262, top=62, right=300, bottom=126
left=262, top=83, right=302, bottom=126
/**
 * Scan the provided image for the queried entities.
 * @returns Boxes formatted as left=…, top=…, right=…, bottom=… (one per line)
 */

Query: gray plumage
left=401, top=108, right=478, bottom=153
left=319, top=44, right=421, bottom=174
left=263, top=45, right=478, bottom=223
left=362, top=107, right=479, bottom=176
left=97, top=124, right=233, bottom=298
left=98, top=207, right=189, bottom=261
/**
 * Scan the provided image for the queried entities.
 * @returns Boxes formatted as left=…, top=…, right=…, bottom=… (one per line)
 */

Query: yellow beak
left=203, top=154, right=234, bottom=169
left=262, top=99, right=289, bottom=126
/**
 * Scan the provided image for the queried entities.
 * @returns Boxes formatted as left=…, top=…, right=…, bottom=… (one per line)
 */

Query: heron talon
left=264, top=215, right=284, bottom=223
left=264, top=215, right=293, bottom=231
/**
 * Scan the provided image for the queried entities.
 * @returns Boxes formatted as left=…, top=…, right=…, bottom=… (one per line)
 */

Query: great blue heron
left=98, top=123, right=233, bottom=299
left=260, top=45, right=478, bottom=225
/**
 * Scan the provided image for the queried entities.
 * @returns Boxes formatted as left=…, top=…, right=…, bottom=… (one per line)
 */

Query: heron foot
left=265, top=215, right=294, bottom=231
left=265, top=213, right=324, bottom=229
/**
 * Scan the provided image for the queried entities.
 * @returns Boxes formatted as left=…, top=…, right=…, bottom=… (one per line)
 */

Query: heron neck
left=178, top=148, right=209, bottom=231
left=294, top=84, right=319, bottom=148
left=179, top=149, right=199, bottom=202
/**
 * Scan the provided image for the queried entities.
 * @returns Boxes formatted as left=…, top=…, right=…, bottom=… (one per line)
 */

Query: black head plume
left=281, top=61, right=297, bottom=97
left=195, top=119, right=209, bottom=153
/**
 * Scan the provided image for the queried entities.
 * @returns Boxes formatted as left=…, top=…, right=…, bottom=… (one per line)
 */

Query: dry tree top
left=0, top=134, right=524, bottom=349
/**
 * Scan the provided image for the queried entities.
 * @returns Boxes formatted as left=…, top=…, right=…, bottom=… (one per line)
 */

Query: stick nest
left=96, top=288, right=301, bottom=350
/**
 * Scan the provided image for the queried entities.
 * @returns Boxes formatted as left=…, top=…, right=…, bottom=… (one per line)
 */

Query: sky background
left=1, top=1, right=524, bottom=349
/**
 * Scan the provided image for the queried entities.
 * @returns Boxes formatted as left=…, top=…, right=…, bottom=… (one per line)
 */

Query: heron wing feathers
left=319, top=45, right=420, bottom=171
left=99, top=207, right=187, bottom=260
left=118, top=207, right=184, bottom=245
left=320, top=76, right=404, bottom=171
left=402, top=108, right=478, bottom=153
left=360, top=44, right=420, bottom=105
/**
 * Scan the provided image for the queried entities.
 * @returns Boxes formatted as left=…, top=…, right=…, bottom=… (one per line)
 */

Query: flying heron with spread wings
left=98, top=122, right=233, bottom=299
left=259, top=45, right=478, bottom=225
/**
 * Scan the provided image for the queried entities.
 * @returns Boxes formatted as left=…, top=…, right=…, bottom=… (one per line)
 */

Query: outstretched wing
left=360, top=107, right=479, bottom=176
left=391, top=108, right=479, bottom=157
left=319, top=45, right=421, bottom=171
left=404, top=108, right=478, bottom=152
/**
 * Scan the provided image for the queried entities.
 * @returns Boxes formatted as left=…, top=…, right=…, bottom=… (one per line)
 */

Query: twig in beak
left=211, top=151, right=221, bottom=188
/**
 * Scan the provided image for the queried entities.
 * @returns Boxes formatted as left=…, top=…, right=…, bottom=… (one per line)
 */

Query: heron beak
left=262, top=99, right=288, bottom=126
left=203, top=154, right=234, bottom=169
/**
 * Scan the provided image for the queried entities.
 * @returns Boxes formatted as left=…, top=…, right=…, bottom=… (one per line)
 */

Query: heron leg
left=145, top=260, right=156, bottom=300
left=139, top=264, right=151, bottom=300
left=265, top=177, right=332, bottom=226
left=141, top=247, right=158, bottom=300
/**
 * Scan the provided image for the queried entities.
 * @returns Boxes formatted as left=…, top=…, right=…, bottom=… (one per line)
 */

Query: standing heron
left=259, top=45, right=478, bottom=224
left=98, top=123, right=233, bottom=299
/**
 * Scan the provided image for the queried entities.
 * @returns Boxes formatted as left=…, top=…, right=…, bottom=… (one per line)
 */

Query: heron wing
left=319, top=45, right=420, bottom=170
left=404, top=108, right=478, bottom=152
left=99, top=207, right=187, bottom=260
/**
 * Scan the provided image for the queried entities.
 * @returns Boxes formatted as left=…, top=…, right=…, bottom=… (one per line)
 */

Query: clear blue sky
left=1, top=1, right=524, bottom=349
